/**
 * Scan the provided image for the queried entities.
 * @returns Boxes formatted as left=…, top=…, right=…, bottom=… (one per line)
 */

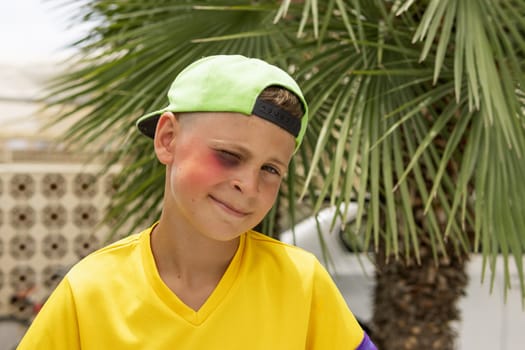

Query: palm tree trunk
left=372, top=232, right=469, bottom=349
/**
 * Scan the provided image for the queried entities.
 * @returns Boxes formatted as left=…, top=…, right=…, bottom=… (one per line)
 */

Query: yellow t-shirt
left=18, top=226, right=373, bottom=349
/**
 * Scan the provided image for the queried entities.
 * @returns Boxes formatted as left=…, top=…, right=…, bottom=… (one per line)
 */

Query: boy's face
left=155, top=111, right=296, bottom=242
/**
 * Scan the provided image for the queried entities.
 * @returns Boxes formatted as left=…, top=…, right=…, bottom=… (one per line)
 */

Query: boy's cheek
left=180, top=151, right=228, bottom=187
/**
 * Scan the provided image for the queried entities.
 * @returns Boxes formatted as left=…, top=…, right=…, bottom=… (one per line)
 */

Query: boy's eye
left=216, top=150, right=241, bottom=166
left=262, top=165, right=281, bottom=176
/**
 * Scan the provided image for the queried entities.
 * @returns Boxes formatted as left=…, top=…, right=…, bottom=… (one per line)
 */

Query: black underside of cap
left=251, top=99, right=300, bottom=137
left=137, top=114, right=160, bottom=138
left=138, top=100, right=300, bottom=139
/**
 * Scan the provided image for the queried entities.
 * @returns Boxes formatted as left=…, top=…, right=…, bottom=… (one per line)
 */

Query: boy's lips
left=209, top=195, right=249, bottom=217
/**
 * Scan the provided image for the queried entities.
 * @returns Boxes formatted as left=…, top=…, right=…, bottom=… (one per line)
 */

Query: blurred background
left=0, top=2, right=124, bottom=347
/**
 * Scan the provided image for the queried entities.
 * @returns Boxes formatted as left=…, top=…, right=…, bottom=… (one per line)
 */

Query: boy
left=17, top=55, right=377, bottom=349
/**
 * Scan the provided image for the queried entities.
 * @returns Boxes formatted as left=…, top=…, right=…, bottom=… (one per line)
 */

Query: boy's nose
left=231, top=169, right=259, bottom=195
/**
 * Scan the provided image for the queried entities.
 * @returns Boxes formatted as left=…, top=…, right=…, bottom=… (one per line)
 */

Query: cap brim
left=136, top=109, right=165, bottom=138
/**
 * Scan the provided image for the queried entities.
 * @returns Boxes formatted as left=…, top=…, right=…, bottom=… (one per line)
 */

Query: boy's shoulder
left=248, top=230, right=313, bottom=252
left=81, top=231, right=143, bottom=263
left=66, top=229, right=147, bottom=284
left=246, top=230, right=320, bottom=267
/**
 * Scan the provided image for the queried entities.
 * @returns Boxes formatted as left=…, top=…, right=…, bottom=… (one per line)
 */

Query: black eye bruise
left=216, top=149, right=241, bottom=167
left=221, top=150, right=240, bottom=159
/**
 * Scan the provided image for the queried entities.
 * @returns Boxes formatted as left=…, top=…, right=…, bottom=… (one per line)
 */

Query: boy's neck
left=149, top=219, right=240, bottom=309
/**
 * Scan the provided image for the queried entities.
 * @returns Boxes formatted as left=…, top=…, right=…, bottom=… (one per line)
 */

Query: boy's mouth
left=209, top=195, right=248, bottom=217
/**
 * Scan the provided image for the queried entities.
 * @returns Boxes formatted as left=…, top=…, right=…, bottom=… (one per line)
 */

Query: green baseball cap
left=136, top=55, right=308, bottom=151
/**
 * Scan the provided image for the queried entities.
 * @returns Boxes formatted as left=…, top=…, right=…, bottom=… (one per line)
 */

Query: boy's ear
left=154, top=111, right=179, bottom=165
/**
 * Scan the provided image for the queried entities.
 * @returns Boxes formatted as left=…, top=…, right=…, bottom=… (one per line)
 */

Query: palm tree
left=45, top=1, right=525, bottom=349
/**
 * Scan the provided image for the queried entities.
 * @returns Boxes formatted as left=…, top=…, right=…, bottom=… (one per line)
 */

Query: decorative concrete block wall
left=0, top=162, right=123, bottom=319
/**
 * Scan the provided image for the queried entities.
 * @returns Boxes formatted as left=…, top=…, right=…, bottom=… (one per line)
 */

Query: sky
left=0, top=0, right=92, bottom=139
left=0, top=0, right=88, bottom=63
